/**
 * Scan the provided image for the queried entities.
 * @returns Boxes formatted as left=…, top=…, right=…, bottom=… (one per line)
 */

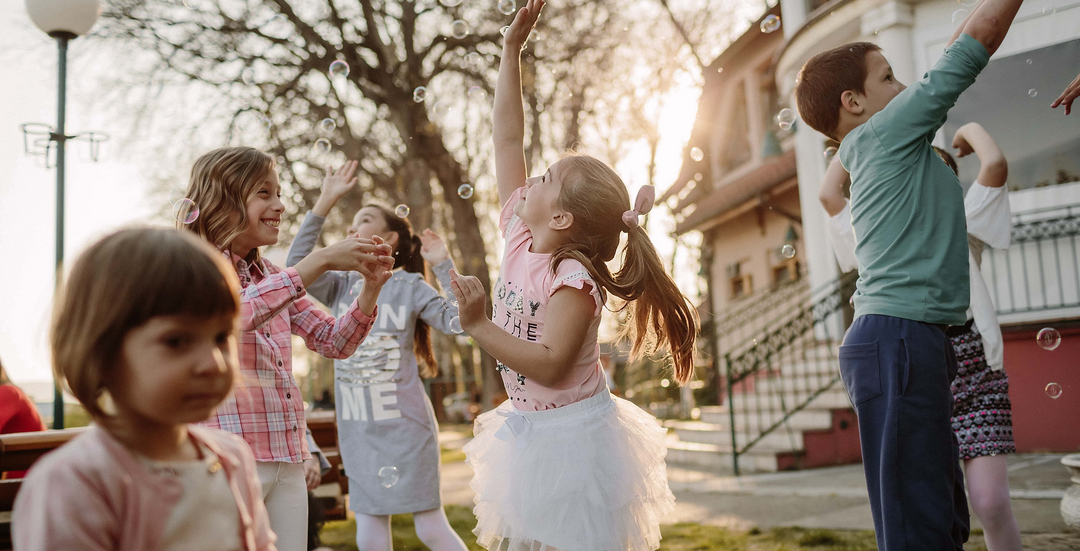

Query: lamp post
left=24, top=0, right=103, bottom=429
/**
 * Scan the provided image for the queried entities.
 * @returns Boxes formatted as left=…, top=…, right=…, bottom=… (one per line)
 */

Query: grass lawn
left=317, top=505, right=880, bottom=550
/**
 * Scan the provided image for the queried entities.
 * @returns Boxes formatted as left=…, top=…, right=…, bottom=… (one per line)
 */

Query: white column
left=780, top=0, right=809, bottom=40
left=792, top=116, right=838, bottom=295
left=861, top=1, right=915, bottom=84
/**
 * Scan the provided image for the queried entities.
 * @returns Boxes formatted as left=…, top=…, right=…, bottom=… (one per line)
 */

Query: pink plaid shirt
left=203, top=252, right=376, bottom=463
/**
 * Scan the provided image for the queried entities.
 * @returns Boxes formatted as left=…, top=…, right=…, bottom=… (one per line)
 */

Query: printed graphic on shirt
left=336, top=302, right=409, bottom=423
left=492, top=277, right=545, bottom=403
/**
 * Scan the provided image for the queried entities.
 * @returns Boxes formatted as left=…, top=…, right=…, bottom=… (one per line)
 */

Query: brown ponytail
left=551, top=155, right=698, bottom=385
left=366, top=205, right=438, bottom=379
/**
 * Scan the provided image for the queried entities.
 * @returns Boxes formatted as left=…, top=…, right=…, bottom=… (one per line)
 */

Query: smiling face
left=856, top=51, right=906, bottom=120
left=514, top=159, right=566, bottom=229
left=230, top=170, right=284, bottom=256
left=111, top=313, right=238, bottom=426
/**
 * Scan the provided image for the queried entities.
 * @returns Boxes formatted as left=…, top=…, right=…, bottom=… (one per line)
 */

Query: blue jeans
left=840, top=314, right=969, bottom=551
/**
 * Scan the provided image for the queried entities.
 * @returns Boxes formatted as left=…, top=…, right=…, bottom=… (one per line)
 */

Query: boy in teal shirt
left=794, top=1, right=1026, bottom=549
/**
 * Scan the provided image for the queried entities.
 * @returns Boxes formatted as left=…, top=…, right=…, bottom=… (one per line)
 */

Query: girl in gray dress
left=286, top=161, right=467, bottom=550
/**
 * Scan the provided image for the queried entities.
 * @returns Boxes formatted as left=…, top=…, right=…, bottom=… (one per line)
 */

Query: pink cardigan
left=12, top=425, right=276, bottom=551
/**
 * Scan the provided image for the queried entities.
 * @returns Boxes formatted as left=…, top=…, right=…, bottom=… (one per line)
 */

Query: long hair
left=181, top=147, right=277, bottom=263
left=51, top=228, right=241, bottom=420
left=364, top=204, right=438, bottom=379
left=551, top=154, right=698, bottom=385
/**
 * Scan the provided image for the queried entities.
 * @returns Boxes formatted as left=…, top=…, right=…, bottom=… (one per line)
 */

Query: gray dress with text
left=287, top=213, right=459, bottom=515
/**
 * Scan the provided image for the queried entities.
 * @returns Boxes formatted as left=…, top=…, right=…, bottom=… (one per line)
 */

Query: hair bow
left=621, top=185, right=656, bottom=230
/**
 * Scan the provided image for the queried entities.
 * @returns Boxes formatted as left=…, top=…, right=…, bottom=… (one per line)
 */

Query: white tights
left=964, top=455, right=1023, bottom=551
left=354, top=507, right=468, bottom=551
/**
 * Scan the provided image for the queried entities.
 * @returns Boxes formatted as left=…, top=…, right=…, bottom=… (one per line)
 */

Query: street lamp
left=23, top=0, right=103, bottom=429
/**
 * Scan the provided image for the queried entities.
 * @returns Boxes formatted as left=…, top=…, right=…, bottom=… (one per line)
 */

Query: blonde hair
left=50, top=228, right=241, bottom=419
left=552, top=154, right=699, bottom=385
left=181, top=147, right=276, bottom=263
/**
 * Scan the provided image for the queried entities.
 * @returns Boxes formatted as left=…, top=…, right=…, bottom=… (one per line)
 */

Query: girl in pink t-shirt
left=449, top=2, right=698, bottom=549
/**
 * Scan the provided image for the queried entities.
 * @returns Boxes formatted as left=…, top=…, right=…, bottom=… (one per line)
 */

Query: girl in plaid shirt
left=180, top=147, right=395, bottom=551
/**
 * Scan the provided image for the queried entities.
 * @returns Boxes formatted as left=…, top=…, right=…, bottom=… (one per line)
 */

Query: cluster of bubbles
left=777, top=108, right=796, bottom=130
left=760, top=15, right=781, bottom=34
left=1035, top=328, right=1063, bottom=399
left=377, top=466, right=400, bottom=488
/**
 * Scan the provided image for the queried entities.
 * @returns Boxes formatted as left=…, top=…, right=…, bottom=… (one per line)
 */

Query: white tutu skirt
left=463, top=389, right=675, bottom=551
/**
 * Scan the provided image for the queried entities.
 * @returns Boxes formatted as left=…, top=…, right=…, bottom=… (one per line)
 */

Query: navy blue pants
left=839, top=314, right=969, bottom=551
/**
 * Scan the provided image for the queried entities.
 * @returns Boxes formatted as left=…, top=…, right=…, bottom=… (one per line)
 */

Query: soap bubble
left=1045, top=382, right=1062, bottom=400
left=717, top=67, right=724, bottom=73
left=241, top=68, right=255, bottom=85
left=319, top=118, right=337, bottom=134
left=1028, top=89, right=1038, bottom=98
left=498, top=0, right=516, bottom=16
left=458, top=184, right=474, bottom=199
left=395, top=204, right=410, bottom=218
left=957, top=0, right=978, bottom=6
left=781, top=244, right=796, bottom=259
left=1036, top=327, right=1060, bottom=351
left=952, top=9, right=968, bottom=26
left=465, top=52, right=482, bottom=69
left=1026, top=59, right=1033, bottom=64
left=824, top=146, right=838, bottom=161
left=258, top=114, right=272, bottom=130
left=1042, top=6, right=1056, bottom=15
left=777, top=108, right=796, bottom=130
left=528, top=30, right=540, bottom=43
left=468, top=86, right=486, bottom=100
left=328, top=60, right=349, bottom=78
left=449, top=316, right=463, bottom=334
left=440, top=0, right=463, bottom=6
left=690, top=147, right=704, bottom=162
left=377, top=466, right=400, bottom=488
left=173, top=198, right=200, bottom=225
left=760, top=15, right=781, bottom=34
left=413, top=86, right=428, bottom=103
left=314, top=138, right=332, bottom=154
left=500, top=26, right=510, bottom=36
left=451, top=20, right=469, bottom=39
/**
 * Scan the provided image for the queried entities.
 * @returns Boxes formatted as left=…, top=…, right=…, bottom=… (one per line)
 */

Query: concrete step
left=664, top=440, right=780, bottom=473
left=730, top=387, right=852, bottom=412
left=668, top=420, right=804, bottom=451
left=697, top=406, right=835, bottom=432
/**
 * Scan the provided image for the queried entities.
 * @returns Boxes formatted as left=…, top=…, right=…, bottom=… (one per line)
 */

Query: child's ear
left=840, top=90, right=864, bottom=115
left=549, top=211, right=574, bottom=231
left=384, top=232, right=400, bottom=249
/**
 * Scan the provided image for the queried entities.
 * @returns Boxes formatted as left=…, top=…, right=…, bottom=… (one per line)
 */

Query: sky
left=0, top=0, right=710, bottom=392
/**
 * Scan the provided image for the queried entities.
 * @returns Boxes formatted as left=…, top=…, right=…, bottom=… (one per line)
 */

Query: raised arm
left=494, top=0, right=544, bottom=208
left=819, top=156, right=850, bottom=217
left=952, top=122, right=1007, bottom=187
left=1052, top=72, right=1080, bottom=115
left=954, top=0, right=1025, bottom=56
left=287, top=213, right=346, bottom=306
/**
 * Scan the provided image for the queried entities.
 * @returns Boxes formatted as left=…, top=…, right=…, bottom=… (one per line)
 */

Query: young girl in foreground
left=450, top=2, right=698, bottom=549
left=286, top=161, right=467, bottom=550
left=13, top=228, right=276, bottom=550
left=182, top=147, right=395, bottom=551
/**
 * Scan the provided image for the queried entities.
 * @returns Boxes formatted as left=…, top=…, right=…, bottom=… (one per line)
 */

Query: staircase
left=665, top=272, right=862, bottom=474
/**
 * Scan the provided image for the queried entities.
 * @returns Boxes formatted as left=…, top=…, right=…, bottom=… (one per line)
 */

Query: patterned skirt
left=947, top=320, right=1016, bottom=460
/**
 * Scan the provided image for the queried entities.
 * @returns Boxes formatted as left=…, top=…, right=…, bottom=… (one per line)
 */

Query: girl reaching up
left=286, top=161, right=468, bottom=551
left=450, top=1, right=698, bottom=549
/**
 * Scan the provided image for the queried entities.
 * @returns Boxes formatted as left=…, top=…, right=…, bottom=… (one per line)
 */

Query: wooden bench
left=0, top=428, right=88, bottom=550
left=306, top=409, right=349, bottom=521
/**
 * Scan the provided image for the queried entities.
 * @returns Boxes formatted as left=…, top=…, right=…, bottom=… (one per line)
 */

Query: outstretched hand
left=449, top=269, right=487, bottom=331
left=419, top=229, right=449, bottom=265
left=1051, top=72, right=1080, bottom=115
left=359, top=235, right=395, bottom=287
left=502, top=0, right=545, bottom=52
left=951, top=127, right=974, bottom=158
left=322, top=160, right=359, bottom=202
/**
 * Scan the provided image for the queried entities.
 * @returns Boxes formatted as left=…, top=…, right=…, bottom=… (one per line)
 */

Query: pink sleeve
left=288, top=296, right=377, bottom=360
left=12, top=456, right=118, bottom=551
left=500, top=187, right=526, bottom=235
left=239, top=263, right=306, bottom=333
left=549, top=261, right=604, bottom=317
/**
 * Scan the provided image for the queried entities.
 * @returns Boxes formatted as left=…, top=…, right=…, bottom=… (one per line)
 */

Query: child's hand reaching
left=312, top=160, right=359, bottom=216
left=419, top=229, right=450, bottom=265
left=449, top=270, right=487, bottom=331
left=951, top=126, right=975, bottom=158
left=1052, top=72, right=1080, bottom=115
left=502, top=0, right=545, bottom=52
left=360, top=235, right=395, bottom=287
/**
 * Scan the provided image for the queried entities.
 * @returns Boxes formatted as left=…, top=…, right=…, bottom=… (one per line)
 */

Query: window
left=727, top=261, right=753, bottom=299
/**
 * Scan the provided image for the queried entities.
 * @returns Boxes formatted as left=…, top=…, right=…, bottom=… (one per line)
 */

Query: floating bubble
left=1045, top=382, right=1062, bottom=399
left=498, top=0, right=516, bottom=16
left=957, top=0, right=978, bottom=6
left=777, top=108, right=796, bottom=130
left=467, top=86, right=486, bottom=100
left=694, top=173, right=704, bottom=181
left=451, top=20, right=469, bottom=39
left=782, top=244, right=796, bottom=259
left=760, top=14, right=781, bottom=34
left=1042, top=6, right=1056, bottom=15
left=377, top=466, right=400, bottom=488
left=413, top=86, right=428, bottom=103
left=1036, top=327, right=1061, bottom=350
left=500, top=26, right=510, bottom=36
left=314, top=138, right=332, bottom=154
left=824, top=146, right=838, bottom=161
left=173, top=198, right=200, bottom=225
left=395, top=204, right=410, bottom=218
left=1026, top=59, right=1033, bottom=64
left=241, top=68, right=255, bottom=85
left=465, top=52, right=482, bottom=68
left=660, top=378, right=670, bottom=388
left=440, top=0, right=463, bottom=6
left=717, top=67, right=724, bottom=73
left=329, top=60, right=349, bottom=78
left=458, top=183, right=474, bottom=199
left=319, top=118, right=337, bottom=134
left=528, top=30, right=540, bottom=43
left=449, top=316, right=463, bottom=334
left=258, top=114, right=272, bottom=130
left=689, top=147, right=704, bottom=162
left=1028, top=89, right=1038, bottom=98
left=952, top=9, right=968, bottom=26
